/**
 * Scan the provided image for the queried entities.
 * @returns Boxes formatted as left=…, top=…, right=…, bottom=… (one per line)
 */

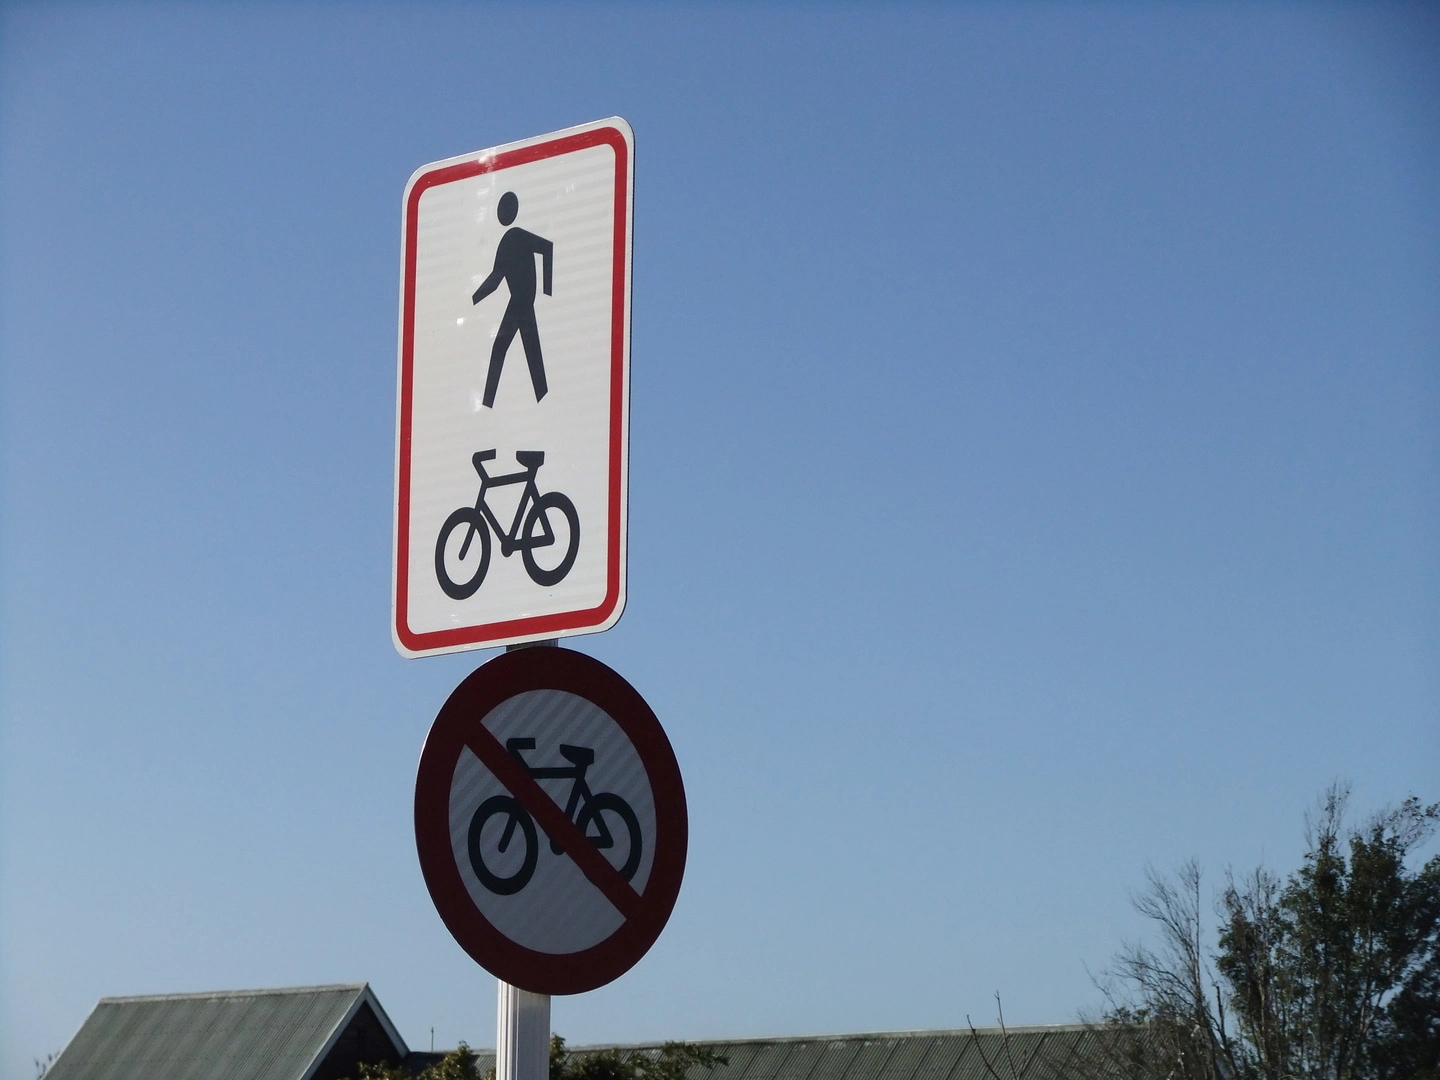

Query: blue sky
left=2, top=3, right=1437, bottom=1076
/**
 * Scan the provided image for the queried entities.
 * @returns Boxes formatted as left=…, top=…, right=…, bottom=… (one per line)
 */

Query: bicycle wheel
left=521, top=491, right=580, bottom=587
left=435, top=506, right=491, bottom=600
left=468, top=795, right=538, bottom=895
left=576, top=792, right=642, bottom=883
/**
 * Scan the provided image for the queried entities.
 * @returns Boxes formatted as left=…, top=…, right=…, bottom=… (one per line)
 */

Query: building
left=44, top=984, right=1107, bottom=1080
left=44, top=985, right=409, bottom=1080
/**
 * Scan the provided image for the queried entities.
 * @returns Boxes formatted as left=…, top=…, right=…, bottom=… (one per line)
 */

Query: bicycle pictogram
left=435, top=450, right=581, bottom=599
left=468, top=737, right=643, bottom=896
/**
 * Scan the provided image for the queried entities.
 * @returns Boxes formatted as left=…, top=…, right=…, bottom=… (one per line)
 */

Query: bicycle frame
left=466, top=735, right=642, bottom=891
left=459, top=451, right=551, bottom=559
left=435, top=448, right=579, bottom=600
left=505, top=738, right=603, bottom=853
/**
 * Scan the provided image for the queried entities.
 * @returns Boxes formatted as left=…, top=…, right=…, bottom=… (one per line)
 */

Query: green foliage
left=551, top=1035, right=728, bottom=1080
left=354, top=1042, right=483, bottom=1080
left=1095, top=785, right=1440, bottom=1080
left=344, top=1036, right=727, bottom=1080
left=1216, top=790, right=1440, bottom=1080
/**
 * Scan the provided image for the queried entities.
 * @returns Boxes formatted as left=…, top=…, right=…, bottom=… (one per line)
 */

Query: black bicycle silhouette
left=467, top=738, right=643, bottom=896
left=434, top=450, right=580, bottom=599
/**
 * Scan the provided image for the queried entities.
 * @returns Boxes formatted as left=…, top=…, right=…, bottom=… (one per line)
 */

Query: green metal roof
left=550, top=1026, right=1110, bottom=1080
left=46, top=984, right=408, bottom=1080
left=50, top=982, right=1111, bottom=1080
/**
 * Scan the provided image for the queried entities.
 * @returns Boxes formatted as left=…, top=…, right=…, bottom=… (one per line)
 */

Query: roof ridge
left=97, top=984, right=369, bottom=1003
left=563, top=1024, right=1092, bottom=1051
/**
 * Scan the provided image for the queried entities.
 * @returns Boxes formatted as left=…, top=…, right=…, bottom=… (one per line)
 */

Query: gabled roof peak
left=97, top=983, right=370, bottom=1004
left=49, top=983, right=407, bottom=1080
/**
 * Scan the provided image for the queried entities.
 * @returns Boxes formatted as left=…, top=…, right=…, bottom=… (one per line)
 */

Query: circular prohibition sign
left=414, top=646, right=687, bottom=994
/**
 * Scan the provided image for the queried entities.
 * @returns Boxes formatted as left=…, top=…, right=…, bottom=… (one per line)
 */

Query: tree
left=355, top=1043, right=484, bottom=1080
left=1090, top=860, right=1246, bottom=1080
left=1093, top=785, right=1440, bottom=1080
left=346, top=1035, right=728, bottom=1080
left=550, top=1035, right=728, bottom=1080
left=964, top=993, right=1105, bottom=1080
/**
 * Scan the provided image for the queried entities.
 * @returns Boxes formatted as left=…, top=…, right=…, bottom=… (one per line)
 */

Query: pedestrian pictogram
left=472, top=191, right=554, bottom=408
left=414, top=646, right=686, bottom=995
left=394, top=118, right=633, bottom=658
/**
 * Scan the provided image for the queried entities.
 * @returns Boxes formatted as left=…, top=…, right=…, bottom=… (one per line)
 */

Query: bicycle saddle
left=514, top=450, right=545, bottom=469
left=558, top=744, right=594, bottom=766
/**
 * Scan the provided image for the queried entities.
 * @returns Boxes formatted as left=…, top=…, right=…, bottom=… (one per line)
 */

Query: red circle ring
left=415, top=647, right=688, bottom=994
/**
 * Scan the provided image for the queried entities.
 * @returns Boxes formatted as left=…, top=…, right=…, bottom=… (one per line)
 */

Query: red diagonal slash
left=465, top=726, right=642, bottom=921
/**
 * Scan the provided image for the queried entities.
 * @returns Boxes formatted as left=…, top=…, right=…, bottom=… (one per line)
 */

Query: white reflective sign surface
left=394, top=119, right=632, bottom=657
left=448, top=689, right=657, bottom=954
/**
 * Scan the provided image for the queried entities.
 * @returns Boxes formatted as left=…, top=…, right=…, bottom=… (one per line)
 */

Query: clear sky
left=2, top=3, right=1437, bottom=1077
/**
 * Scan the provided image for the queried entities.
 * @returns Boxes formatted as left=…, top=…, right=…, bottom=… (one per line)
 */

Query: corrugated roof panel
left=581, top=1029, right=1112, bottom=1080
left=50, top=985, right=1117, bottom=1080
left=946, top=1027, right=1101, bottom=1080
left=950, top=1031, right=1015, bottom=1080
left=696, top=1038, right=763, bottom=1080
left=46, top=986, right=365, bottom=1080
left=793, top=1036, right=865, bottom=1080
left=851, top=1034, right=923, bottom=1080
left=768, top=1041, right=819, bottom=1080
left=768, top=1037, right=848, bottom=1080
left=1022, top=1027, right=1099, bottom=1079
left=732, top=1041, right=800, bottom=1080
left=903, top=1034, right=972, bottom=1080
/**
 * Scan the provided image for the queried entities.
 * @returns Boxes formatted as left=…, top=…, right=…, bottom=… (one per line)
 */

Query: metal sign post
left=498, top=640, right=554, bottom=1080
left=414, top=645, right=686, bottom=1080
left=497, top=981, right=550, bottom=1080
left=401, top=121, right=672, bottom=1080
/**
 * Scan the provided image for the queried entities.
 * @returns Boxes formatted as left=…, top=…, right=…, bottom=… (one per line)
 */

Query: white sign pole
left=496, top=980, right=550, bottom=1080
left=494, top=638, right=557, bottom=1080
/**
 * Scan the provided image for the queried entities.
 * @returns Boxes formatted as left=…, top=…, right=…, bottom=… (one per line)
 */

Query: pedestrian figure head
left=497, top=191, right=519, bottom=226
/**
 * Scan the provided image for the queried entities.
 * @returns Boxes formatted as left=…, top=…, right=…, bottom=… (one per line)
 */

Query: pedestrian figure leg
left=517, top=309, right=548, bottom=402
left=483, top=306, right=522, bottom=408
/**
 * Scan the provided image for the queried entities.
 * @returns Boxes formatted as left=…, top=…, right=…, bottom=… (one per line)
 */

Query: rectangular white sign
left=393, top=118, right=633, bottom=657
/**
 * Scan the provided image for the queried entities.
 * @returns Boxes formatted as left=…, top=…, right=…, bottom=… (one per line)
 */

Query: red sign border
left=394, top=122, right=631, bottom=655
left=414, top=647, right=687, bottom=995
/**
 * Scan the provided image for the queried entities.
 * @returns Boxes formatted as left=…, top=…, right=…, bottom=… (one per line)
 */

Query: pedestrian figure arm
left=536, top=236, right=553, bottom=296
left=472, top=265, right=503, bottom=305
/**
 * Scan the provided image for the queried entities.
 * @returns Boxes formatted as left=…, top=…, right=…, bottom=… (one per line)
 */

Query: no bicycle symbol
left=414, top=647, right=687, bottom=995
